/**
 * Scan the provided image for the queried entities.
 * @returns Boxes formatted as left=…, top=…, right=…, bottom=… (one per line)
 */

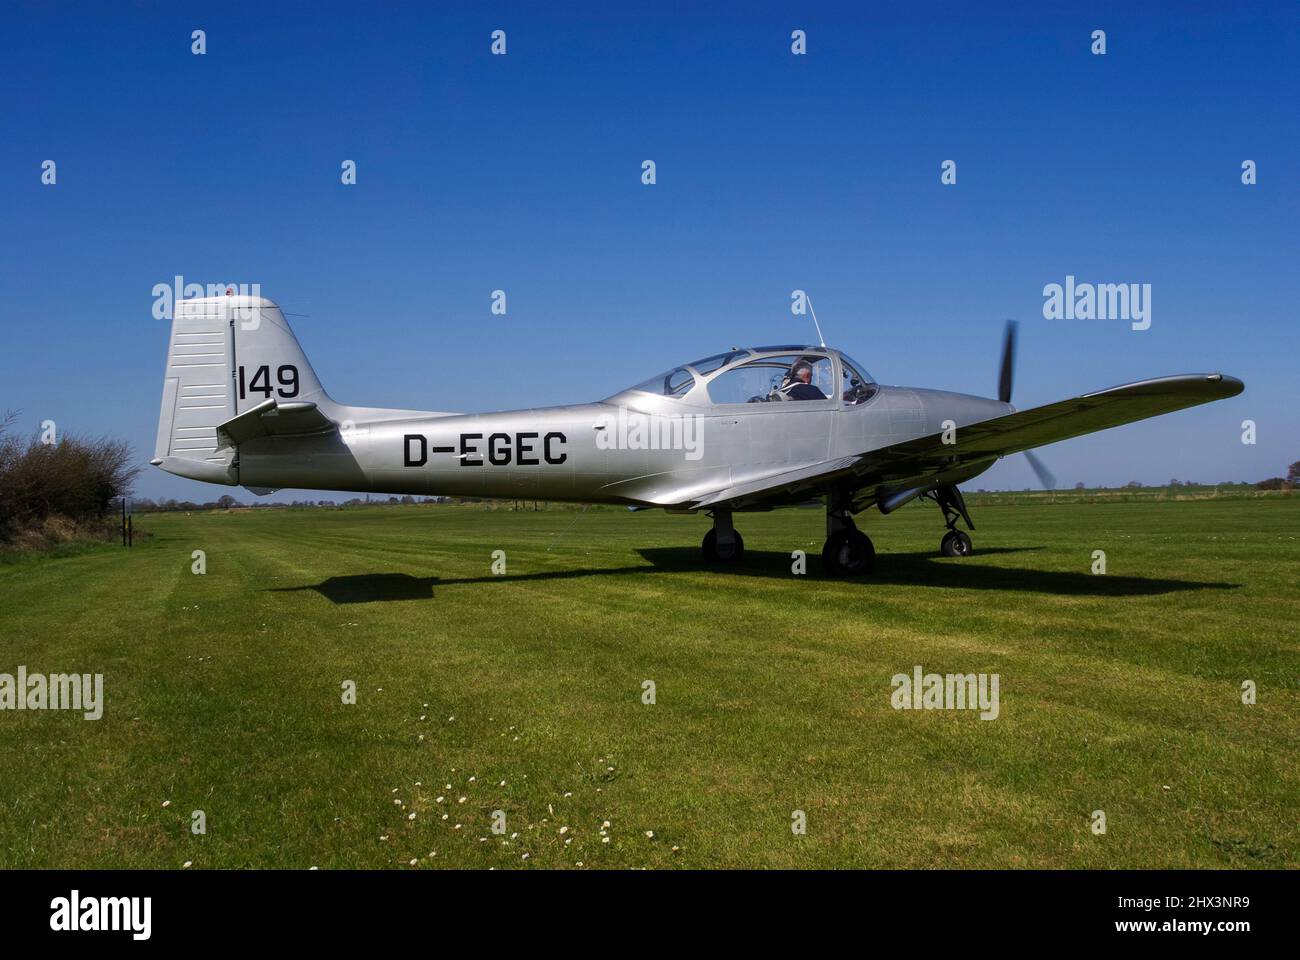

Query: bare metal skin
left=153, top=295, right=1243, bottom=575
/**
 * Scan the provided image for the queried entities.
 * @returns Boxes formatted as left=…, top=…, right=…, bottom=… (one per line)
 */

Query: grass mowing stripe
left=0, top=497, right=1295, bottom=868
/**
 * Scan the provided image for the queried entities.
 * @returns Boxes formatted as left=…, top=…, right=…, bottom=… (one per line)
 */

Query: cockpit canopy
left=629, top=366, right=697, bottom=398
left=620, top=347, right=877, bottom=406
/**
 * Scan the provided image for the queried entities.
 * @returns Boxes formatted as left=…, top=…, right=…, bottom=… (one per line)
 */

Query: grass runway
left=1, top=496, right=1296, bottom=868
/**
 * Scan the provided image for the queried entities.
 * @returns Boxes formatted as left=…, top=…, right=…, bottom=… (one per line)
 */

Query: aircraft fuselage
left=235, top=386, right=1010, bottom=507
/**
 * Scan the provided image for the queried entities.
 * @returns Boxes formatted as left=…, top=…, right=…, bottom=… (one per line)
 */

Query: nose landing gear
left=926, top=484, right=975, bottom=558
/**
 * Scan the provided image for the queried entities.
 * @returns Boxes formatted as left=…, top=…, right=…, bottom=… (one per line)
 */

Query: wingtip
left=1212, top=373, right=1246, bottom=397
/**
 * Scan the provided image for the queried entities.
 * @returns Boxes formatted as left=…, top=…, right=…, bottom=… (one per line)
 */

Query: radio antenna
left=807, top=295, right=827, bottom=347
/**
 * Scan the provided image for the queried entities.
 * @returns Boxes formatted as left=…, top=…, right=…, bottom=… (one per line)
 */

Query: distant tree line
left=1256, top=461, right=1299, bottom=491
left=973, top=477, right=1291, bottom=495
left=132, top=495, right=575, bottom=513
left=132, top=493, right=450, bottom=512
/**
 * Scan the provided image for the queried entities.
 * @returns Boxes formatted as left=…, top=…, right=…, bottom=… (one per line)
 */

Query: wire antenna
left=807, top=295, right=826, bottom=347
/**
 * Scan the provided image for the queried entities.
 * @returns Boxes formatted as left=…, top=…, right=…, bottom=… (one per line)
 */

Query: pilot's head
left=791, top=360, right=813, bottom=384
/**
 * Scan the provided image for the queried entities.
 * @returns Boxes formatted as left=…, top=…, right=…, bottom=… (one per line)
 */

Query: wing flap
left=692, top=456, right=859, bottom=509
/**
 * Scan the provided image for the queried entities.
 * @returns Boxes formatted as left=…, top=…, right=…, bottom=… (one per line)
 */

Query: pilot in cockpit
left=781, top=359, right=827, bottom=401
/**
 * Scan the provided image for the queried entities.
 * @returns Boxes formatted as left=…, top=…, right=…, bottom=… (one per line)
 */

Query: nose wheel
left=924, top=485, right=976, bottom=558
left=940, top=529, right=973, bottom=557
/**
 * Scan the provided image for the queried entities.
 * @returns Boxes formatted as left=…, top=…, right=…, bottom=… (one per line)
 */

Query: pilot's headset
left=780, top=356, right=811, bottom=382
left=778, top=359, right=813, bottom=399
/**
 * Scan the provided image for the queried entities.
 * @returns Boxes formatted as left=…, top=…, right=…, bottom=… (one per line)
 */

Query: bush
left=0, top=412, right=140, bottom=543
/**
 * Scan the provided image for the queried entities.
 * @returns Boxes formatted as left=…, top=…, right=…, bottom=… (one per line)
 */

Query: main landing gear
left=926, top=485, right=975, bottom=558
left=702, top=485, right=970, bottom=575
left=822, top=498, right=875, bottom=577
left=701, top=509, right=745, bottom=563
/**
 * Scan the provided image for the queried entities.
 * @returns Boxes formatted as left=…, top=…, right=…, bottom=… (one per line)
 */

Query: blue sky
left=2, top=1, right=1296, bottom=500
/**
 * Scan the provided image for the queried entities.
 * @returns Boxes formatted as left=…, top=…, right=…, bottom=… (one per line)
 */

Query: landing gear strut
left=822, top=495, right=875, bottom=577
left=702, top=509, right=744, bottom=563
left=925, top=485, right=974, bottom=557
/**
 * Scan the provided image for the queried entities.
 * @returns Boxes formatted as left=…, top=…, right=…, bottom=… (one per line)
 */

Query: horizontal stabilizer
left=216, top=398, right=337, bottom=450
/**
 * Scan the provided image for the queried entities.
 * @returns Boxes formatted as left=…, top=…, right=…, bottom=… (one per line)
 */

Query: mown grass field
left=1, top=497, right=1297, bottom=869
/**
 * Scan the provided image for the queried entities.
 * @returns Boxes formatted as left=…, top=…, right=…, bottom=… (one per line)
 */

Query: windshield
left=839, top=353, right=874, bottom=384
left=629, top=365, right=696, bottom=398
left=840, top=353, right=878, bottom=406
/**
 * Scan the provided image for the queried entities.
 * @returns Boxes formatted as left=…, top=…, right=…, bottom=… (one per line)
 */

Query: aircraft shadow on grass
left=268, top=545, right=1237, bottom=604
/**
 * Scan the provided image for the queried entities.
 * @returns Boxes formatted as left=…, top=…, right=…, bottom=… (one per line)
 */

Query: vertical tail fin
left=153, top=294, right=330, bottom=483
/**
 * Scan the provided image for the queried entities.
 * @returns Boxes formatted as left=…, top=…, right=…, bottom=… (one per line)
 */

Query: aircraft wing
left=687, top=373, right=1243, bottom=510
left=215, top=398, right=338, bottom=450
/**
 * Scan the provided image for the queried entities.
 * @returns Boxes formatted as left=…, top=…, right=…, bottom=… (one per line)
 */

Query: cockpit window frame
left=682, top=350, right=752, bottom=376
left=837, top=354, right=879, bottom=408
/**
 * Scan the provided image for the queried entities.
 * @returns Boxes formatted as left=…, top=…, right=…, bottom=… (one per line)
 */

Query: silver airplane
left=152, top=294, right=1243, bottom=576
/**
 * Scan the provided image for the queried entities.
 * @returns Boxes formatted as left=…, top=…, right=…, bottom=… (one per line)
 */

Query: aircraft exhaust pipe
left=878, top=486, right=927, bottom=515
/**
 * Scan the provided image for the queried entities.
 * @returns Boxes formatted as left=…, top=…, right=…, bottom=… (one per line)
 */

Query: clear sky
left=2, top=1, right=1296, bottom=501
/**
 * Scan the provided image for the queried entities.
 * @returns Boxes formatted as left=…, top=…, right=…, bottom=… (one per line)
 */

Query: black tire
left=940, top=530, right=973, bottom=557
left=822, top=529, right=875, bottom=577
left=702, top=528, right=745, bottom=563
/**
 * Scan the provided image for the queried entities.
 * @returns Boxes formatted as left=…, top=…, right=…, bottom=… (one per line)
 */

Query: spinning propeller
left=997, top=321, right=1057, bottom=490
